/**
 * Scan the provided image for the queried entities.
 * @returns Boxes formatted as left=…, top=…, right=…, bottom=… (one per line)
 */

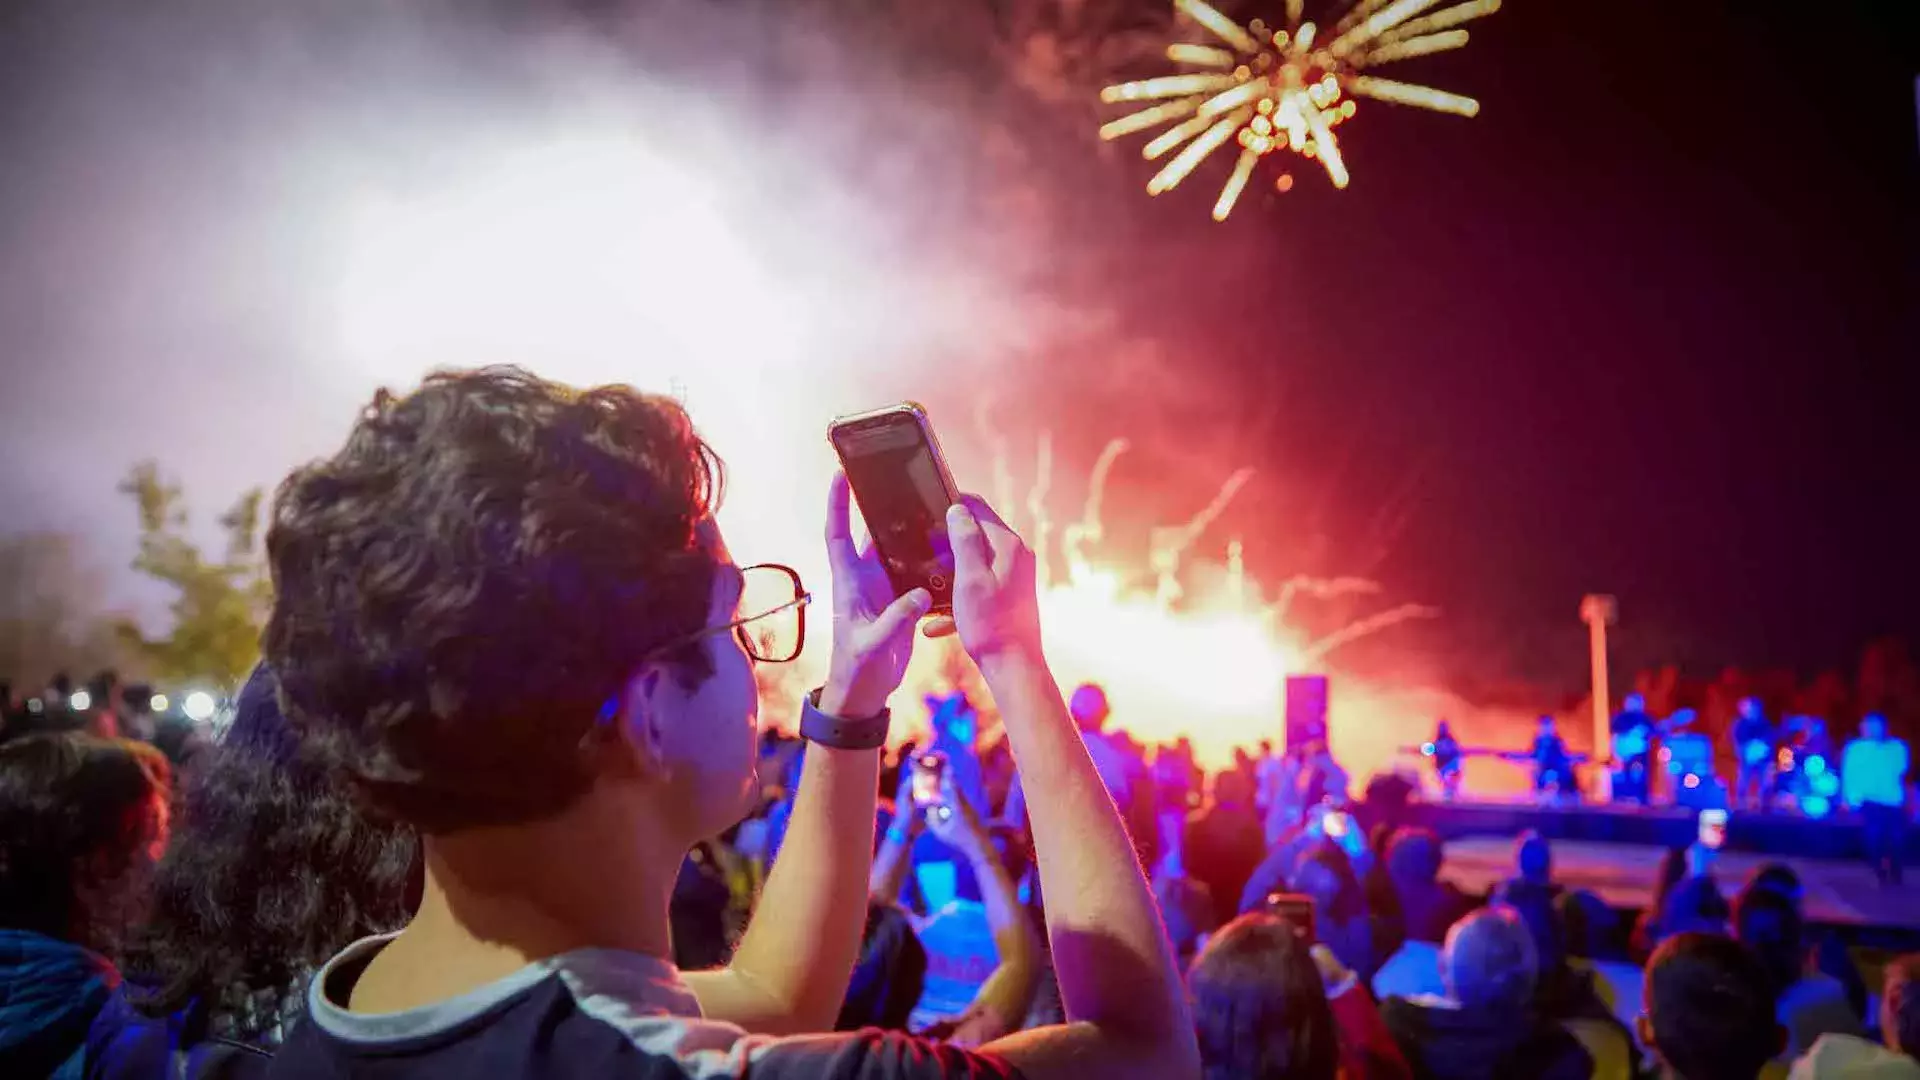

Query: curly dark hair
left=125, top=665, right=418, bottom=1045
left=0, top=732, right=170, bottom=945
left=1188, top=912, right=1340, bottom=1080
left=263, top=366, right=724, bottom=832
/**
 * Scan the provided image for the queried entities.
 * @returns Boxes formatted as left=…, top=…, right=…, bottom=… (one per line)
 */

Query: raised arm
left=946, top=499, right=1199, bottom=1080
left=923, top=772, right=1041, bottom=1046
left=686, top=473, right=930, bottom=1034
left=869, top=768, right=922, bottom=903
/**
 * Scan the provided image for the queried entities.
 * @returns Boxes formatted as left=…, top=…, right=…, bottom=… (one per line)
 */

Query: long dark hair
left=1189, top=913, right=1340, bottom=1080
left=126, top=665, right=418, bottom=1044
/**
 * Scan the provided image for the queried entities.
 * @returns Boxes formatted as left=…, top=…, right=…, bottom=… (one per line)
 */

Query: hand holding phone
left=912, top=752, right=947, bottom=812
left=828, top=404, right=961, bottom=613
left=820, top=471, right=939, bottom=720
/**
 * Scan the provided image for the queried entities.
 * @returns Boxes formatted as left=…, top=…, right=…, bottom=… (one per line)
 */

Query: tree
left=0, top=532, right=128, bottom=686
left=116, top=462, right=269, bottom=686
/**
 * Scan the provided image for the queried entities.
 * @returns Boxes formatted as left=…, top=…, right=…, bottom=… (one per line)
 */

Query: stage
left=1403, top=797, right=1920, bottom=936
left=1401, top=796, right=1920, bottom=864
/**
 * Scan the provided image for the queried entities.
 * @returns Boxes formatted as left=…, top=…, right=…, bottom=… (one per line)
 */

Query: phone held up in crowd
left=1698, top=807, right=1728, bottom=851
left=827, top=403, right=962, bottom=612
left=913, top=751, right=953, bottom=824
left=1264, top=892, right=1318, bottom=945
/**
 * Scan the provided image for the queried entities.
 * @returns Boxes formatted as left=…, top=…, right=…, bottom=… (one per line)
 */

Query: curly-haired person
left=256, top=368, right=1197, bottom=1080
left=92, top=663, right=419, bottom=1076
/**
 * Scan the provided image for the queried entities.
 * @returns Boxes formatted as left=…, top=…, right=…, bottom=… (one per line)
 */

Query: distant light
left=26, top=699, right=44, bottom=714
left=182, top=691, right=218, bottom=722
left=151, top=694, right=170, bottom=713
left=1805, top=756, right=1829, bottom=777
left=1420, top=741, right=1436, bottom=756
left=1802, top=795, right=1832, bottom=819
left=69, top=690, right=93, bottom=712
left=1683, top=774, right=1700, bottom=789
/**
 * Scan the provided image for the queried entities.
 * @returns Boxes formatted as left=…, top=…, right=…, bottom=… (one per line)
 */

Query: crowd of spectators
left=3, top=365, right=1918, bottom=1080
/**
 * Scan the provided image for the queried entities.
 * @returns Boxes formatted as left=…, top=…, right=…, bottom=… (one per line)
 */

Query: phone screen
left=1698, top=809, right=1727, bottom=850
left=912, top=753, right=946, bottom=809
left=1265, top=892, right=1317, bottom=945
left=1322, top=809, right=1351, bottom=840
left=830, top=407, right=959, bottom=612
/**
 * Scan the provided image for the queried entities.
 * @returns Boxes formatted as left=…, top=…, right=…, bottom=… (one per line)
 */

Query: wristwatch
left=799, top=688, right=891, bottom=751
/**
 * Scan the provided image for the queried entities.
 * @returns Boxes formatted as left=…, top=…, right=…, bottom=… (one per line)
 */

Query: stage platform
left=1403, top=798, right=1920, bottom=937
left=1438, top=836, right=1920, bottom=934
left=1401, top=796, right=1920, bottom=864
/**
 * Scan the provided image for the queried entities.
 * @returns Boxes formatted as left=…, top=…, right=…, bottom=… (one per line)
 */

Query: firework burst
left=1101, top=0, right=1501, bottom=220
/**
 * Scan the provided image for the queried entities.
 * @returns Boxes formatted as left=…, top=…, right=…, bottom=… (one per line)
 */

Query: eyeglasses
left=662, top=563, right=811, bottom=664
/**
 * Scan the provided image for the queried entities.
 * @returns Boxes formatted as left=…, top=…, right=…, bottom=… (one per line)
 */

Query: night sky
left=1105, top=0, right=1920, bottom=683
left=1, top=0, right=1915, bottom=690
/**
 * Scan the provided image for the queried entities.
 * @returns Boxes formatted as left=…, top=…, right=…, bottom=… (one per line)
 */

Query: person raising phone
left=258, top=369, right=1198, bottom=1080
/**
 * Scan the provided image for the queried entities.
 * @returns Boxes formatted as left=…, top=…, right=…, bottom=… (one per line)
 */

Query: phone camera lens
left=929, top=574, right=948, bottom=590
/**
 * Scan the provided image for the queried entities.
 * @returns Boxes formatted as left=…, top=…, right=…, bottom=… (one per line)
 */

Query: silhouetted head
left=1188, top=913, right=1340, bottom=1080
left=1642, top=933, right=1783, bottom=1080
left=1515, top=830, right=1553, bottom=885
left=1883, top=954, right=1920, bottom=1059
left=1069, top=683, right=1110, bottom=732
left=1443, top=906, right=1538, bottom=1011
left=1385, top=827, right=1443, bottom=887
left=0, top=732, right=171, bottom=952
left=1731, top=885, right=1804, bottom=998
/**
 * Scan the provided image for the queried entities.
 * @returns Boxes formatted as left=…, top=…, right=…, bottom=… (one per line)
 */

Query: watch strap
left=799, top=688, right=890, bottom=750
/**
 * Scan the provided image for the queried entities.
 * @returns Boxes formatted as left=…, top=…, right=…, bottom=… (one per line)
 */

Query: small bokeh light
left=69, top=689, right=93, bottom=712
left=151, top=693, right=170, bottom=713
left=182, top=691, right=218, bottom=722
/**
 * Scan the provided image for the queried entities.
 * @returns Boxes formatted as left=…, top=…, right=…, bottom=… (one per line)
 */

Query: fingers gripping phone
left=828, top=404, right=962, bottom=613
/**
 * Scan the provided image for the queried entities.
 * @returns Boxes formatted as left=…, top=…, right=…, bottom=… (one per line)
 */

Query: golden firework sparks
left=1101, top=0, right=1500, bottom=220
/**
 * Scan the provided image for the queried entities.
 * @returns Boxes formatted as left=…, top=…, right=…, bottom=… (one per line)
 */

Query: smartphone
left=1264, top=892, right=1318, bottom=945
left=1698, top=808, right=1728, bottom=850
left=912, top=752, right=947, bottom=810
left=1321, top=808, right=1352, bottom=841
left=828, top=404, right=962, bottom=613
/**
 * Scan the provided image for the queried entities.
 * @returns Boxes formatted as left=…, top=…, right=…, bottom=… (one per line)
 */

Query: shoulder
left=86, top=992, right=275, bottom=1080
left=747, top=1029, right=1027, bottom=1080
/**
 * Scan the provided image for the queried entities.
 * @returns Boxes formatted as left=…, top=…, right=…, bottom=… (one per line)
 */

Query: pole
left=1580, top=595, right=1617, bottom=803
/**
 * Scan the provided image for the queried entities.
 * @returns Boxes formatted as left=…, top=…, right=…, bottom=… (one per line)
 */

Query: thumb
left=870, top=587, right=933, bottom=643
left=948, top=503, right=991, bottom=582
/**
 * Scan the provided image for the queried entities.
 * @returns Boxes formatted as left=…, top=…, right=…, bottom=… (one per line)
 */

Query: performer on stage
left=1530, top=714, right=1577, bottom=802
left=1842, top=712, right=1910, bottom=887
left=1428, top=719, right=1464, bottom=801
left=1732, top=696, right=1777, bottom=811
left=1610, top=692, right=1657, bottom=804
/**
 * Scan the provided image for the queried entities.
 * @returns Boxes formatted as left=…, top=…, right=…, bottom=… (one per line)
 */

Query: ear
left=600, top=665, right=672, bottom=782
left=1635, top=1015, right=1655, bottom=1056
